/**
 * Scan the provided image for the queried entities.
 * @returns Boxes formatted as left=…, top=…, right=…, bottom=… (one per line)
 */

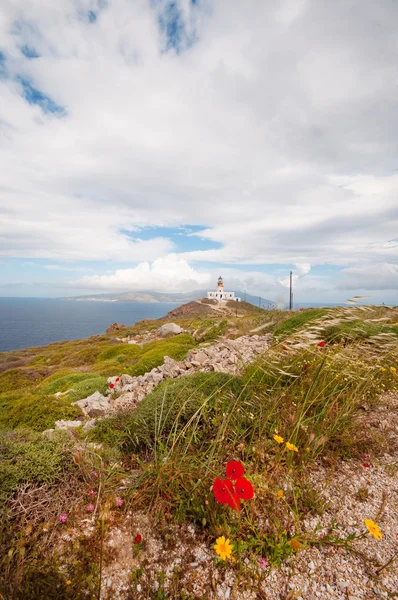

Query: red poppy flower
left=304, top=363, right=310, bottom=370
left=115, top=377, right=120, bottom=382
left=109, top=383, right=115, bottom=389
left=362, top=462, right=370, bottom=468
left=213, top=478, right=235, bottom=505
left=226, top=460, right=245, bottom=480
left=235, top=477, right=254, bottom=501
left=317, top=341, right=325, bottom=347
left=134, top=533, right=142, bottom=544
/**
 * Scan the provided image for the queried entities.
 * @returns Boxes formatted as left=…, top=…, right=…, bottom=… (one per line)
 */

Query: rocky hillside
left=0, top=303, right=397, bottom=600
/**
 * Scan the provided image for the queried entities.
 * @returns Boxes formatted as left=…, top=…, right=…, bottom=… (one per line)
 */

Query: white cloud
left=0, top=0, right=397, bottom=290
left=337, top=263, right=398, bottom=291
left=75, top=253, right=212, bottom=292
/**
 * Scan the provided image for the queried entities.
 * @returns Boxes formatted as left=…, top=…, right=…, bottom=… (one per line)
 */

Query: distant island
left=65, top=289, right=274, bottom=306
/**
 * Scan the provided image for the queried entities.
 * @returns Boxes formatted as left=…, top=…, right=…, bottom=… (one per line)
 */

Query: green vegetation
left=273, top=308, right=329, bottom=337
left=0, top=428, right=70, bottom=509
left=92, top=372, right=245, bottom=449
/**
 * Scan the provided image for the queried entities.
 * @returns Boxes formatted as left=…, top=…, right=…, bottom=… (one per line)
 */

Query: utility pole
left=289, top=271, right=293, bottom=310
left=259, top=296, right=261, bottom=308
left=244, top=290, right=246, bottom=302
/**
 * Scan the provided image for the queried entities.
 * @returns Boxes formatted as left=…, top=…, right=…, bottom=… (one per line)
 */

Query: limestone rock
left=159, top=323, right=183, bottom=337
left=121, top=374, right=135, bottom=386
left=55, top=419, right=83, bottom=429
left=72, top=391, right=110, bottom=417
left=83, top=419, right=97, bottom=432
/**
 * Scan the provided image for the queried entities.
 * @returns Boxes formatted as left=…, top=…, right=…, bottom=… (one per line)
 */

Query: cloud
left=337, top=263, right=398, bottom=291
left=0, top=0, right=397, bottom=289
left=75, top=253, right=212, bottom=292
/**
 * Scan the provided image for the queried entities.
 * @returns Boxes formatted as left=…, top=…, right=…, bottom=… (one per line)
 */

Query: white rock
left=72, top=391, right=110, bottom=417
left=54, top=419, right=82, bottom=429
left=159, top=323, right=183, bottom=337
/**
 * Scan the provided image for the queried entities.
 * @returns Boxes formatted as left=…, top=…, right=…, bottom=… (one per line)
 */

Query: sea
left=0, top=298, right=180, bottom=353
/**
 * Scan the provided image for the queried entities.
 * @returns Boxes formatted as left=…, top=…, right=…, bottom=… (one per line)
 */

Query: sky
left=0, top=0, right=397, bottom=305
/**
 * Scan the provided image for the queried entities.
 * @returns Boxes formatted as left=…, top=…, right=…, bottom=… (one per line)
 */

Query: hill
left=0, top=303, right=397, bottom=599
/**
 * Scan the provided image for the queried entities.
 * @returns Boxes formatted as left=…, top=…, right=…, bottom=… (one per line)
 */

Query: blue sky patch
left=122, top=226, right=223, bottom=252
left=88, top=10, right=97, bottom=23
left=21, top=45, right=40, bottom=58
left=155, top=0, right=197, bottom=53
left=18, top=77, right=66, bottom=115
left=0, top=51, right=7, bottom=78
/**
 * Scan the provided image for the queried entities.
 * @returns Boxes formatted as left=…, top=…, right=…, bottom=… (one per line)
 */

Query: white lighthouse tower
left=207, top=276, right=241, bottom=302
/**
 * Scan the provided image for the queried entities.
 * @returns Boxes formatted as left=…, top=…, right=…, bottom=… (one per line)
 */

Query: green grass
left=273, top=308, right=329, bottom=337
left=322, top=320, right=398, bottom=344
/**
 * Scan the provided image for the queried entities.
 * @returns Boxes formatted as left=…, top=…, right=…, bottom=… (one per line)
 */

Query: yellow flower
left=364, top=519, right=382, bottom=540
left=289, top=538, right=301, bottom=551
left=305, top=447, right=310, bottom=452
left=273, top=434, right=284, bottom=444
left=66, top=580, right=72, bottom=585
left=286, top=442, right=299, bottom=452
left=214, top=536, right=233, bottom=560
left=380, top=367, right=386, bottom=372
left=276, top=490, right=284, bottom=500
left=390, top=366, right=397, bottom=373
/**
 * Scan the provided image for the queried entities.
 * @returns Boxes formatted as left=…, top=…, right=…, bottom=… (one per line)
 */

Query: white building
left=207, top=276, right=241, bottom=302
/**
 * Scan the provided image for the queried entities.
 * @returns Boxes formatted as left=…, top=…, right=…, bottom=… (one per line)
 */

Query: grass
left=273, top=308, right=330, bottom=337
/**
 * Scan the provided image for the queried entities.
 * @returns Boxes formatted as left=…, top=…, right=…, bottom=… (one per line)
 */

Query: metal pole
left=289, top=271, right=293, bottom=310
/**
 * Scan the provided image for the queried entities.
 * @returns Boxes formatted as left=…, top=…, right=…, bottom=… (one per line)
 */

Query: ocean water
left=0, top=298, right=180, bottom=352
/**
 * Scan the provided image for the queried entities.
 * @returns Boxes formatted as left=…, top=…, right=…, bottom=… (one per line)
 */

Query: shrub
left=97, top=344, right=141, bottom=362
left=127, top=336, right=196, bottom=377
left=93, top=372, right=245, bottom=450
left=0, top=428, right=69, bottom=509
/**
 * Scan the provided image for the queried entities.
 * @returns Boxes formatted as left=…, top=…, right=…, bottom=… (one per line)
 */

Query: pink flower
left=259, top=557, right=269, bottom=570
left=58, top=512, right=68, bottom=523
left=364, top=452, right=370, bottom=459
left=88, top=490, right=96, bottom=496
left=115, top=497, right=123, bottom=507
left=91, top=471, right=99, bottom=478
left=86, top=504, right=95, bottom=512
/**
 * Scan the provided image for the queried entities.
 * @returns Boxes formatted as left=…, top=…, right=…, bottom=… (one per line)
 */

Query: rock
left=128, top=340, right=137, bottom=344
left=191, top=351, right=207, bottom=365
left=42, top=429, right=56, bottom=440
left=55, top=419, right=83, bottom=430
left=121, top=374, right=135, bottom=386
left=83, top=419, right=97, bottom=432
left=159, top=323, right=183, bottom=337
left=72, top=391, right=110, bottom=418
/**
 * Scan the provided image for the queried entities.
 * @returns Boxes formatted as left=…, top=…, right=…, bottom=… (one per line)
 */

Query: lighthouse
left=207, top=276, right=241, bottom=302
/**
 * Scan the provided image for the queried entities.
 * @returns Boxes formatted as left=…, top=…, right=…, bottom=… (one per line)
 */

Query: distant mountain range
left=65, top=289, right=274, bottom=307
